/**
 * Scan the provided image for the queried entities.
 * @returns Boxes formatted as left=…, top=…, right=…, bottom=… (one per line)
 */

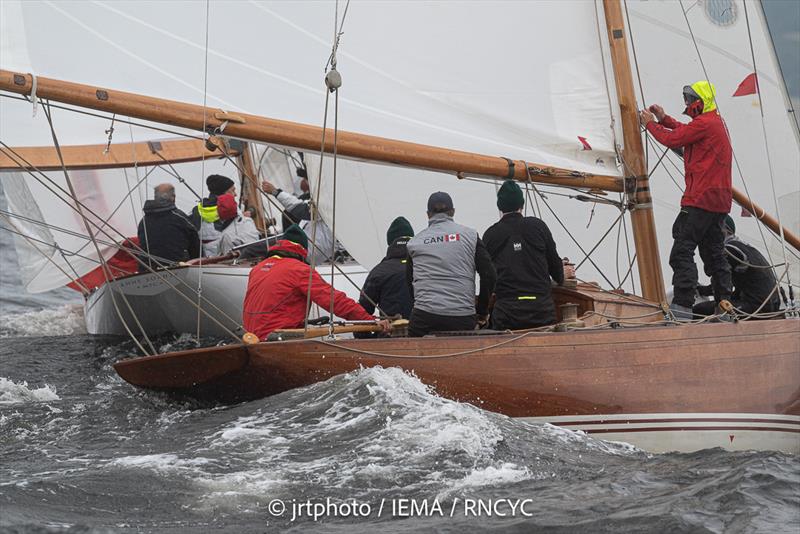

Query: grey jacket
left=406, top=213, right=495, bottom=316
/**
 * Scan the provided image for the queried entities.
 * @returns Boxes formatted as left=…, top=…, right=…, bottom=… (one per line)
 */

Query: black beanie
left=497, top=180, right=524, bottom=212
left=283, top=223, right=309, bottom=250
left=386, top=216, right=414, bottom=245
left=206, top=174, right=235, bottom=196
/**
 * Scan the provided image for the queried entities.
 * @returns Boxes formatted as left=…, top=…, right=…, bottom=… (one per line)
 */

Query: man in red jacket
left=242, top=224, right=387, bottom=339
left=640, top=81, right=733, bottom=318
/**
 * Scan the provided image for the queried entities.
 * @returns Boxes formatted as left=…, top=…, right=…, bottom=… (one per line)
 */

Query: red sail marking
left=733, top=73, right=759, bottom=97
left=741, top=207, right=752, bottom=217
left=729, top=435, right=735, bottom=443
left=578, top=136, right=592, bottom=151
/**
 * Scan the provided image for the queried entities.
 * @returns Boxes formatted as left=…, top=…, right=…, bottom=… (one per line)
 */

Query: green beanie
left=283, top=223, right=309, bottom=250
left=723, top=215, right=735, bottom=234
left=497, top=180, right=524, bottom=212
left=386, top=216, right=414, bottom=245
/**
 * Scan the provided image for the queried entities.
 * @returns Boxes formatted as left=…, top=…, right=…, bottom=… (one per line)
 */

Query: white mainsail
left=1, top=0, right=797, bottom=297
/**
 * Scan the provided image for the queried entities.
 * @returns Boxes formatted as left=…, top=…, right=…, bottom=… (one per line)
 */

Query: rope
left=742, top=2, right=792, bottom=288
left=523, top=165, right=617, bottom=288
left=0, top=213, right=91, bottom=295
left=0, top=143, right=246, bottom=340
left=677, top=0, right=780, bottom=279
left=318, top=331, right=538, bottom=359
left=196, top=0, right=211, bottom=343
left=575, top=208, right=627, bottom=270
left=43, top=100, right=155, bottom=356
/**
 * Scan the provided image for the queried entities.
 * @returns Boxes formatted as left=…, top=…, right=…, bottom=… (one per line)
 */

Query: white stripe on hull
left=523, top=413, right=800, bottom=454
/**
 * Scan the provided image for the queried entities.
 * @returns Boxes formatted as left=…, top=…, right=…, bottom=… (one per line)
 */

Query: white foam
left=0, top=304, right=86, bottom=337
left=0, top=377, right=60, bottom=404
left=110, top=453, right=212, bottom=471
left=441, top=463, right=532, bottom=496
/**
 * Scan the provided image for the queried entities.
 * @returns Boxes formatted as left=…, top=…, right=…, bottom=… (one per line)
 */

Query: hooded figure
left=242, top=224, right=375, bottom=340
left=215, top=194, right=260, bottom=255
left=641, top=81, right=733, bottom=318
left=357, top=217, right=415, bottom=328
left=693, top=216, right=782, bottom=317
left=482, top=180, right=565, bottom=329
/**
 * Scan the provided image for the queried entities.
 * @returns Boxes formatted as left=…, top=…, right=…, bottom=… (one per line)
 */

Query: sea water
left=1, top=204, right=799, bottom=533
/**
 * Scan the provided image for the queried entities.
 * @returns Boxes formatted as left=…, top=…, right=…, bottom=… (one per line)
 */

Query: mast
left=0, top=70, right=623, bottom=193
left=602, top=0, right=667, bottom=303
left=237, top=142, right=269, bottom=236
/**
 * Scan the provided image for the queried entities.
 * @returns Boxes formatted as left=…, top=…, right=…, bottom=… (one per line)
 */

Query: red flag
left=733, top=73, right=758, bottom=97
left=578, top=136, right=592, bottom=150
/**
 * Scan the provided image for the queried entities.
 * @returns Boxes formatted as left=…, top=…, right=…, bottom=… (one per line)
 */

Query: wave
left=0, top=304, right=86, bottom=338
left=0, top=377, right=60, bottom=405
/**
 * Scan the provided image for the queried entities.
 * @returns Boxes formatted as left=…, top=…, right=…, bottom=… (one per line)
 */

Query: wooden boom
left=0, top=138, right=235, bottom=171
left=732, top=188, right=800, bottom=252
left=0, top=69, right=623, bottom=192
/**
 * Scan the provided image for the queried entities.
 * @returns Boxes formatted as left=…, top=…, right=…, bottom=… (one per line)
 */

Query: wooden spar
left=732, top=187, right=800, bottom=252
left=0, top=69, right=624, bottom=192
left=237, top=142, right=269, bottom=236
left=602, top=0, right=667, bottom=304
left=0, top=138, right=235, bottom=171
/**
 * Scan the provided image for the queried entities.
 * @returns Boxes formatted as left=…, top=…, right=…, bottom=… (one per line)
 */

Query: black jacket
left=359, top=238, right=413, bottom=319
left=137, top=200, right=200, bottom=270
left=699, top=237, right=780, bottom=312
left=482, top=212, right=564, bottom=328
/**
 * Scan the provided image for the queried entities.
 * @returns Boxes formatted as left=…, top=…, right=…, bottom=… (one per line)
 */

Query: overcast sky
left=763, top=0, right=800, bottom=110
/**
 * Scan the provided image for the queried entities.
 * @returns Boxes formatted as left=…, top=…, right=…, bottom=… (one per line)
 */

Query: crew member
left=359, top=216, right=415, bottom=320
left=190, top=174, right=237, bottom=257
left=640, top=81, right=733, bottom=318
left=261, top=179, right=342, bottom=264
left=216, top=194, right=260, bottom=255
left=405, top=192, right=496, bottom=337
left=137, top=183, right=199, bottom=271
left=693, top=216, right=781, bottom=317
left=482, top=180, right=573, bottom=329
left=281, top=167, right=311, bottom=230
left=242, top=224, right=387, bottom=339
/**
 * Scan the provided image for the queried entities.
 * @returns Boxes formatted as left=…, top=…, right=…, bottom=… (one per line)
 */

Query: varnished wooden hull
left=114, top=319, right=800, bottom=453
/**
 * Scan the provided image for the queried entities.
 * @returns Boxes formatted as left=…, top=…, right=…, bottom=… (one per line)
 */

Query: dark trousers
left=409, top=308, right=476, bottom=337
left=491, top=298, right=556, bottom=330
left=669, top=207, right=732, bottom=307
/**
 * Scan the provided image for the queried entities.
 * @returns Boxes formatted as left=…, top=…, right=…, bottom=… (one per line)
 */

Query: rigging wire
left=677, top=0, right=782, bottom=282
left=42, top=99, right=156, bottom=356
left=742, top=1, right=792, bottom=287
left=196, top=0, right=212, bottom=343
left=0, top=143, right=246, bottom=338
left=0, top=213, right=92, bottom=295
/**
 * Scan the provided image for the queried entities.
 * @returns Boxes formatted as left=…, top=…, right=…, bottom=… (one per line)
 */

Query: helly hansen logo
left=513, top=242, right=522, bottom=252
left=423, top=233, right=461, bottom=244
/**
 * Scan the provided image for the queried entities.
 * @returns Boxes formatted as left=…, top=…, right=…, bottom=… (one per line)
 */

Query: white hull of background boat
left=84, top=262, right=368, bottom=338
left=529, top=413, right=800, bottom=454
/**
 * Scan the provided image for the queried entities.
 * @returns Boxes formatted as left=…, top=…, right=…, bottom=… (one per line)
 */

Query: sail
left=0, top=159, right=234, bottom=293
left=625, top=0, right=800, bottom=284
left=1, top=0, right=632, bottom=284
left=3, top=0, right=795, bottom=296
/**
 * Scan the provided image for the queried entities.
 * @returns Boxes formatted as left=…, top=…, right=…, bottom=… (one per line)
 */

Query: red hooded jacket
left=645, top=111, right=732, bottom=213
left=242, top=240, right=374, bottom=339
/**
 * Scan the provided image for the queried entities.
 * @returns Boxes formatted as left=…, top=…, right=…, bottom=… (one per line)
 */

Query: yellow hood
left=691, top=80, right=717, bottom=113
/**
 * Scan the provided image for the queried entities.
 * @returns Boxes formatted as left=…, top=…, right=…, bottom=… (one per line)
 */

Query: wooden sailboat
left=1, top=0, right=798, bottom=453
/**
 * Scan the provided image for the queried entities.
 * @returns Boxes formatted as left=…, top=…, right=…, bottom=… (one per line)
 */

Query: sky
left=763, top=0, right=800, bottom=111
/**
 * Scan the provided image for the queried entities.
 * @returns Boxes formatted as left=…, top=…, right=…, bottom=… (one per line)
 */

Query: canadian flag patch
left=445, top=233, right=460, bottom=242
